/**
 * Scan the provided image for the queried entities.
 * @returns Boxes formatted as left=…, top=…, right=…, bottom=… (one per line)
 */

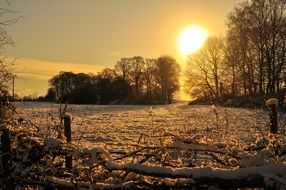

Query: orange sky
left=3, top=0, right=243, bottom=96
left=12, top=58, right=106, bottom=97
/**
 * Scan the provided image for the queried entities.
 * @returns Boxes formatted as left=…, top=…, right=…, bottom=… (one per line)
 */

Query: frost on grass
left=1, top=102, right=285, bottom=189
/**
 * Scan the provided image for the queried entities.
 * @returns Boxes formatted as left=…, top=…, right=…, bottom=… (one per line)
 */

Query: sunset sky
left=3, top=0, right=242, bottom=97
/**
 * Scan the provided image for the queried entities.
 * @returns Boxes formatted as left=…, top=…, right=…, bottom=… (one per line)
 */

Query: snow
left=63, top=112, right=72, bottom=119
left=10, top=101, right=286, bottom=188
left=14, top=102, right=274, bottom=150
left=44, top=137, right=62, bottom=154
left=48, top=176, right=92, bottom=189
left=105, top=161, right=286, bottom=180
left=266, top=98, right=279, bottom=107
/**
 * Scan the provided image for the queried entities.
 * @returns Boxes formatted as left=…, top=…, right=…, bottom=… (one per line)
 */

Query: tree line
left=185, top=0, right=286, bottom=101
left=43, top=55, right=181, bottom=104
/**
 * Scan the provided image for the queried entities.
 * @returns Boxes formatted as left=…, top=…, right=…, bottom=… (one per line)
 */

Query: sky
left=2, top=0, right=243, bottom=97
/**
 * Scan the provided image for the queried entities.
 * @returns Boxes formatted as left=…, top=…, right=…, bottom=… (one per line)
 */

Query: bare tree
left=115, top=58, right=132, bottom=82
left=227, top=0, right=286, bottom=94
left=186, top=37, right=225, bottom=99
left=0, top=3, right=16, bottom=124
left=143, top=58, right=156, bottom=102
left=130, top=56, right=145, bottom=96
left=155, top=56, right=181, bottom=103
left=0, top=5, right=15, bottom=98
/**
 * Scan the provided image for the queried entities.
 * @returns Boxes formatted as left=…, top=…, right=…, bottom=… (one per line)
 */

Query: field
left=15, top=102, right=273, bottom=149
left=4, top=102, right=286, bottom=189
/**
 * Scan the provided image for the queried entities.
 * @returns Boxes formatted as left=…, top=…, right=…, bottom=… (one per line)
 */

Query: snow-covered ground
left=7, top=102, right=286, bottom=189
left=14, top=101, right=279, bottom=151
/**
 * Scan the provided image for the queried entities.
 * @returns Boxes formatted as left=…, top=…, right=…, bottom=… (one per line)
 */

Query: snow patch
left=266, top=98, right=278, bottom=107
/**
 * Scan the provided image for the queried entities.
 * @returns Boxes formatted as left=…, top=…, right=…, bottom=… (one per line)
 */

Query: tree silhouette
left=155, top=56, right=181, bottom=103
left=0, top=6, right=15, bottom=99
left=185, top=0, right=286, bottom=102
left=46, top=56, right=180, bottom=104
left=186, top=37, right=225, bottom=99
left=227, top=0, right=286, bottom=94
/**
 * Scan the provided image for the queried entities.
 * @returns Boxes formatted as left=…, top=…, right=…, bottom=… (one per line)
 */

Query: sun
left=178, top=26, right=208, bottom=56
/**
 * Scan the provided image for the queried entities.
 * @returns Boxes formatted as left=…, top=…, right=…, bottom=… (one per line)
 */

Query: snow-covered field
left=14, top=101, right=276, bottom=150
left=6, top=102, right=286, bottom=189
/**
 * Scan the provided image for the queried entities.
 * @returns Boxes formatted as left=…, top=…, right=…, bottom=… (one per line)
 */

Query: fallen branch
left=105, top=162, right=286, bottom=188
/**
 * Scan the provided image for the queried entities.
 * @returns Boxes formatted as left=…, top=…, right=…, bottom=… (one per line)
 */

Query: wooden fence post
left=1, top=126, right=11, bottom=175
left=266, top=98, right=278, bottom=134
left=63, top=113, right=72, bottom=170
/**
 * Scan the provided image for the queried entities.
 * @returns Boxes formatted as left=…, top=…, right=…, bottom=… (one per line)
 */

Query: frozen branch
left=105, top=162, right=286, bottom=188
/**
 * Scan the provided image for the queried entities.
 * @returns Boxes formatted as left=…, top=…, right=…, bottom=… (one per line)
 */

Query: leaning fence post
left=1, top=125, right=11, bottom=175
left=266, top=98, right=278, bottom=134
left=63, top=113, right=72, bottom=169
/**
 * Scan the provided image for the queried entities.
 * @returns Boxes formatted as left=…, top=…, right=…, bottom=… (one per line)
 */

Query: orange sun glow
left=178, top=26, right=208, bottom=56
